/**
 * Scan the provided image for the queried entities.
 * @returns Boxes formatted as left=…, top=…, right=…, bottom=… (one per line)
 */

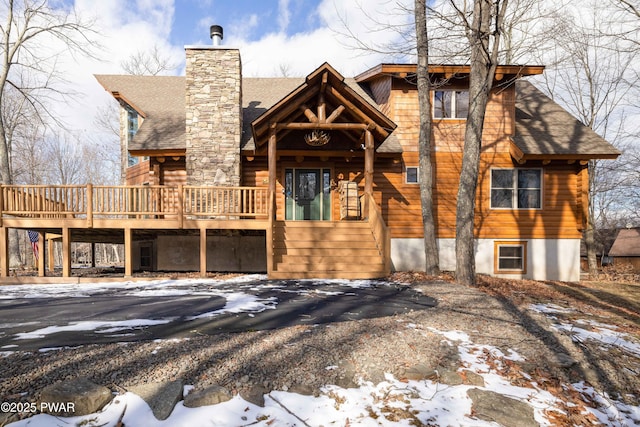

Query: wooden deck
left=1, top=184, right=389, bottom=281
left=1, top=184, right=271, bottom=280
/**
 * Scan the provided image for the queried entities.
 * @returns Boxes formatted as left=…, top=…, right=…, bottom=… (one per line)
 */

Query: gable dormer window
left=433, top=90, right=469, bottom=119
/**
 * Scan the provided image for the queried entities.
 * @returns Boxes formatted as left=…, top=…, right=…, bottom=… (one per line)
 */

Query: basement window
left=494, top=241, right=527, bottom=274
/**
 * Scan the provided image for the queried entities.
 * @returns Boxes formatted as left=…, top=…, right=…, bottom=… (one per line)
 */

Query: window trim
left=433, top=89, right=469, bottom=119
left=405, top=166, right=419, bottom=184
left=490, top=168, right=543, bottom=210
left=494, top=241, right=528, bottom=274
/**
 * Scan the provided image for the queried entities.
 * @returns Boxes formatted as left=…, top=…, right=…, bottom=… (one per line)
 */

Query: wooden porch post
left=200, top=227, right=207, bottom=278
left=0, top=226, right=7, bottom=278
left=267, top=127, right=277, bottom=277
left=124, top=227, right=132, bottom=278
left=38, top=232, right=45, bottom=277
left=62, top=227, right=71, bottom=278
left=363, top=129, right=375, bottom=216
left=268, top=126, right=277, bottom=196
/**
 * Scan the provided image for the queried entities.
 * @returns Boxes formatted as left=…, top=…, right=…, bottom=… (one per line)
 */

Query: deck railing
left=0, top=184, right=269, bottom=222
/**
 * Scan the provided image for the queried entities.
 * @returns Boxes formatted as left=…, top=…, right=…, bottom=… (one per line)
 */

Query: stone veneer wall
left=185, top=47, right=242, bottom=186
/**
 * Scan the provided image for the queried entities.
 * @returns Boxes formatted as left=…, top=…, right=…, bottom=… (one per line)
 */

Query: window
left=126, top=106, right=140, bottom=167
left=494, top=241, right=527, bottom=274
left=406, top=166, right=419, bottom=184
left=433, top=90, right=469, bottom=119
left=491, top=169, right=542, bottom=209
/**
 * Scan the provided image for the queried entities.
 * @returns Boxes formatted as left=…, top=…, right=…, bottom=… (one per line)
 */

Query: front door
left=285, top=168, right=331, bottom=220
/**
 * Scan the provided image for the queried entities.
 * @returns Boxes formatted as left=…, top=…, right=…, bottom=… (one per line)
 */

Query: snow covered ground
left=2, top=279, right=640, bottom=426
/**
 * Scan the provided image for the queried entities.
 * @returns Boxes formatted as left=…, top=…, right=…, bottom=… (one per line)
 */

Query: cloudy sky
left=50, top=0, right=414, bottom=138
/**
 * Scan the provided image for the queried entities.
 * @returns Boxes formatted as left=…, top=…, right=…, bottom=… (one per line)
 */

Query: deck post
left=0, top=226, right=7, bottom=278
left=200, top=227, right=207, bottom=278
left=37, top=232, right=45, bottom=277
left=363, top=129, right=374, bottom=216
left=124, top=227, right=132, bottom=278
left=177, top=185, right=184, bottom=229
left=86, top=184, right=93, bottom=228
left=268, top=126, right=277, bottom=195
left=0, top=186, right=4, bottom=228
left=62, top=227, right=71, bottom=278
left=48, top=237, right=55, bottom=273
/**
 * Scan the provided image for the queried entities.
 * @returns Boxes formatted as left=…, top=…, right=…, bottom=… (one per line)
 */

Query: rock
left=462, top=370, right=485, bottom=387
left=242, top=385, right=269, bottom=407
left=128, top=380, right=183, bottom=420
left=401, top=364, right=438, bottom=381
left=38, top=377, right=112, bottom=416
left=288, top=384, right=315, bottom=396
left=184, top=384, right=232, bottom=408
left=335, top=360, right=358, bottom=388
left=439, top=369, right=463, bottom=386
left=467, top=388, right=538, bottom=427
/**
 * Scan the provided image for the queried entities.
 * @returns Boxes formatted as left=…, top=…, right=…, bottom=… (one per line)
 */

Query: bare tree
left=454, top=0, right=508, bottom=286
left=415, top=0, right=440, bottom=275
left=120, top=44, right=179, bottom=76
left=537, top=3, right=638, bottom=276
left=0, top=0, right=97, bottom=267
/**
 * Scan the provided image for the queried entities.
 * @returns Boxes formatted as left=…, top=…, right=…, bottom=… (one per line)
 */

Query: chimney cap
left=210, top=25, right=223, bottom=45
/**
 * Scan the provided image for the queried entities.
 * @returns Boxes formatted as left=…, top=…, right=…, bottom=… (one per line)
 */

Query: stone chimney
left=185, top=39, right=242, bottom=187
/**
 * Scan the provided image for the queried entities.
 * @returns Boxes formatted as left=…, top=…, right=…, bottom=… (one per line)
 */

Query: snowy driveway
left=0, top=275, right=436, bottom=352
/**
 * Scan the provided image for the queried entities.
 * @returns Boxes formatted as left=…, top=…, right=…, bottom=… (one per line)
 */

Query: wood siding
left=242, top=150, right=582, bottom=240
left=389, top=81, right=516, bottom=153
left=125, top=161, right=151, bottom=185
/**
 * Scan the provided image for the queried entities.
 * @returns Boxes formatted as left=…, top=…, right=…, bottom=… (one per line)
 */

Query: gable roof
left=249, top=62, right=398, bottom=153
left=96, top=70, right=400, bottom=154
left=608, top=228, right=640, bottom=257
left=94, top=75, right=185, bottom=153
left=511, top=81, right=620, bottom=161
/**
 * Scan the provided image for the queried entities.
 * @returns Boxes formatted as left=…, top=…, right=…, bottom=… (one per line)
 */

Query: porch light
left=304, top=130, right=331, bottom=146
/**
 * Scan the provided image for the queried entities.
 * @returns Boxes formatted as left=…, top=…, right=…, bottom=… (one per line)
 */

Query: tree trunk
left=455, top=0, right=505, bottom=286
left=585, top=160, right=599, bottom=277
left=415, top=0, right=440, bottom=275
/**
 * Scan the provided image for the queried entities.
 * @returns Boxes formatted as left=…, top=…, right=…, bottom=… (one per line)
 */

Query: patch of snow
left=14, top=319, right=173, bottom=340
left=186, top=293, right=277, bottom=320
left=529, top=303, right=574, bottom=314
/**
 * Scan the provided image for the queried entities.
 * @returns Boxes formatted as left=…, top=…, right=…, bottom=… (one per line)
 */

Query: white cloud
left=227, top=0, right=414, bottom=77
left=278, top=0, right=291, bottom=33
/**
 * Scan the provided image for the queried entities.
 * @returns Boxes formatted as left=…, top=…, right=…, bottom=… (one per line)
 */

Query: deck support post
left=91, top=243, right=96, bottom=268
left=62, top=227, right=71, bottom=278
left=38, top=232, right=45, bottom=277
left=363, top=129, right=375, bottom=217
left=0, top=226, right=8, bottom=278
left=200, top=227, right=207, bottom=278
left=124, top=227, right=132, bottom=278
left=48, top=238, right=55, bottom=273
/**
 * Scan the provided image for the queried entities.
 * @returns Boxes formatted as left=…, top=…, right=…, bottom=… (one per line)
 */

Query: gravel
left=1, top=277, right=639, bottom=411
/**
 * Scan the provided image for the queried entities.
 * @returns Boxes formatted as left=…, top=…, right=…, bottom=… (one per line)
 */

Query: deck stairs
left=269, top=220, right=388, bottom=280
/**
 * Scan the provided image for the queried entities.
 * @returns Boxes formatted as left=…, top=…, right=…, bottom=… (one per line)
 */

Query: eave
left=355, top=64, right=545, bottom=83
left=509, top=141, right=620, bottom=165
